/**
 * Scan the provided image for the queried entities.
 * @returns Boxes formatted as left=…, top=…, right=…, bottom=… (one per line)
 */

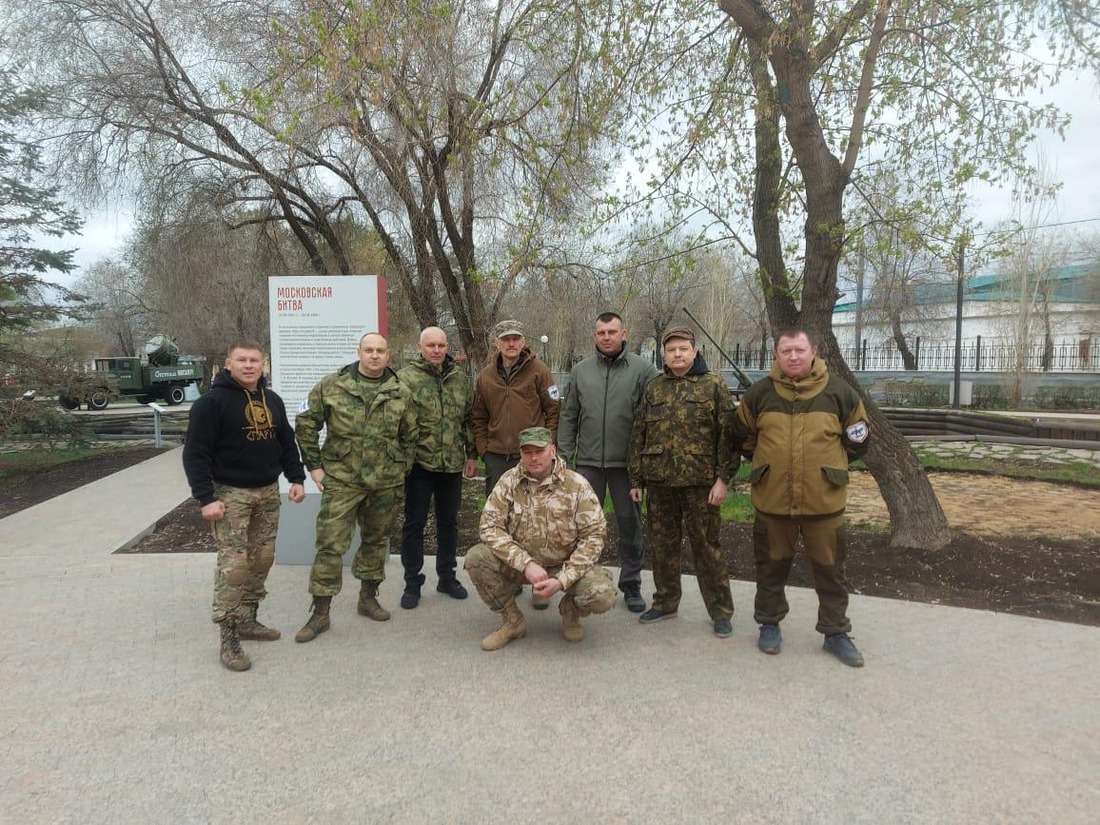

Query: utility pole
left=952, top=236, right=966, bottom=410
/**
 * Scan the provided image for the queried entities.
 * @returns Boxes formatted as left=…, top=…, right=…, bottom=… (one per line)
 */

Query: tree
left=0, top=64, right=83, bottom=372
left=18, top=0, right=625, bottom=364
left=75, top=258, right=149, bottom=357
left=609, top=1, right=1097, bottom=548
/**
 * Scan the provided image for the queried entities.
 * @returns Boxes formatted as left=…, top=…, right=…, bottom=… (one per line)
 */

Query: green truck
left=59, top=336, right=204, bottom=410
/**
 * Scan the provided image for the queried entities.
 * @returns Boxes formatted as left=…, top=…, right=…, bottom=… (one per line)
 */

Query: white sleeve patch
left=297, top=400, right=309, bottom=414
left=845, top=421, right=868, bottom=443
left=547, top=384, right=561, bottom=401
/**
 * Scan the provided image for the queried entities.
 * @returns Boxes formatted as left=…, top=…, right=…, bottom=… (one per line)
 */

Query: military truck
left=59, top=335, right=204, bottom=410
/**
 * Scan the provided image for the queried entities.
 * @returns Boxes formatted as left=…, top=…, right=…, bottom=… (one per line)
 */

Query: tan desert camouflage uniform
left=466, top=458, right=615, bottom=611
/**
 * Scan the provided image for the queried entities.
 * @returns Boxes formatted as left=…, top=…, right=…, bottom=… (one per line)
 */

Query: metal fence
left=729, top=338, right=1100, bottom=373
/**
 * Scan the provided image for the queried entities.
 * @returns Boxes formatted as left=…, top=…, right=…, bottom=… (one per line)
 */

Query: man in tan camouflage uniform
left=629, top=326, right=737, bottom=638
left=293, top=332, right=418, bottom=642
left=465, top=427, right=616, bottom=650
left=183, top=339, right=306, bottom=672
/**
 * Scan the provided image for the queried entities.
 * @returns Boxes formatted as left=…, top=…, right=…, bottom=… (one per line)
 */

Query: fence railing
left=728, top=337, right=1099, bottom=373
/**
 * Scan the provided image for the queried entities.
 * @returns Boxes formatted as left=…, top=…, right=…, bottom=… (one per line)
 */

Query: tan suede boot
left=559, top=595, right=584, bottom=643
left=357, top=581, right=391, bottom=622
left=238, top=602, right=281, bottom=641
left=481, top=601, right=527, bottom=651
left=294, top=596, right=332, bottom=643
left=219, top=621, right=252, bottom=671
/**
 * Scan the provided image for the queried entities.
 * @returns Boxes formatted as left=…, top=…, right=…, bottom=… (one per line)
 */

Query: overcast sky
left=58, top=70, right=1100, bottom=282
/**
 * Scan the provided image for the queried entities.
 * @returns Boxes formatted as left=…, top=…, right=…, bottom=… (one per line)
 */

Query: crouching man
left=465, top=427, right=616, bottom=650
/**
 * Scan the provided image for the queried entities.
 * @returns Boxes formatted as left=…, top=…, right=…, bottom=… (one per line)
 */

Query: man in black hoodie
left=183, top=339, right=306, bottom=672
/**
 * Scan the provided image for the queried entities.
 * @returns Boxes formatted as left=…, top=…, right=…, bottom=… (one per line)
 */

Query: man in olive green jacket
left=293, top=332, right=418, bottom=642
left=397, top=327, right=478, bottom=609
left=734, top=329, right=870, bottom=667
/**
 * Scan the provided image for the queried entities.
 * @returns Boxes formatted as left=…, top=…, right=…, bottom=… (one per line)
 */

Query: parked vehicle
left=59, top=336, right=203, bottom=410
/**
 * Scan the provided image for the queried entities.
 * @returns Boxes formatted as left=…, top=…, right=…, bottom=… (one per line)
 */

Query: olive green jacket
left=398, top=354, right=476, bottom=474
left=295, top=363, right=417, bottom=489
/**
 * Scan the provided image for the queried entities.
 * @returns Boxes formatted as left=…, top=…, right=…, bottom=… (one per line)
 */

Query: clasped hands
left=523, top=560, right=563, bottom=598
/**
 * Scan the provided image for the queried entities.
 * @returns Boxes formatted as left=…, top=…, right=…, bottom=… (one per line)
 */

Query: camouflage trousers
left=464, top=543, right=617, bottom=616
left=210, top=483, right=281, bottom=624
left=646, top=485, right=734, bottom=620
left=307, top=476, right=399, bottom=597
left=752, top=512, right=851, bottom=635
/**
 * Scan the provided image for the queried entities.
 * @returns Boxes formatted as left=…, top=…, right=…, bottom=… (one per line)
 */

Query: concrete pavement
left=2, top=447, right=1098, bottom=823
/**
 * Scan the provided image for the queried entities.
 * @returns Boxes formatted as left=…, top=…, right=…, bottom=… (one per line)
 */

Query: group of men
left=183, top=315, right=870, bottom=673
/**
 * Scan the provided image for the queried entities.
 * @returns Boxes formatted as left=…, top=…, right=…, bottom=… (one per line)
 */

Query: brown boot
left=560, top=595, right=584, bottom=643
left=295, top=596, right=332, bottom=643
left=481, top=601, right=527, bottom=651
left=219, top=621, right=252, bottom=671
left=357, top=581, right=391, bottom=622
left=238, top=603, right=281, bottom=641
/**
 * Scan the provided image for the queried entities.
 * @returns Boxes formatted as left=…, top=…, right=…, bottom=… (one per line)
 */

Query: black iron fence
left=730, top=337, right=1099, bottom=373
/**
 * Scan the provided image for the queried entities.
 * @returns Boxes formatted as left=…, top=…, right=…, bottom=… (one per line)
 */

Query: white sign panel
left=267, top=275, right=385, bottom=425
left=268, top=275, right=386, bottom=565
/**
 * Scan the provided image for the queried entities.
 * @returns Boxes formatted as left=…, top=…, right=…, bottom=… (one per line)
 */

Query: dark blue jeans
left=400, top=464, right=464, bottom=590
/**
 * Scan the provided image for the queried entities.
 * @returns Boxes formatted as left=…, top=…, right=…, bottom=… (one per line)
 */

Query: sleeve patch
left=297, top=400, right=309, bottom=414
left=845, top=421, right=868, bottom=443
left=547, top=384, right=561, bottom=401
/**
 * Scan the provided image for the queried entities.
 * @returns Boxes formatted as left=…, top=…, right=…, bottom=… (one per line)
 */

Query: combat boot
left=219, top=621, right=251, bottom=671
left=357, top=580, right=391, bottom=622
left=559, top=595, right=584, bottom=643
left=238, top=602, right=281, bottom=641
left=481, top=601, right=527, bottom=651
left=294, top=596, right=332, bottom=643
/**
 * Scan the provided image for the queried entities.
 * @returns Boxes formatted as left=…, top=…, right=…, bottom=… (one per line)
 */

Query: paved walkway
left=2, top=447, right=1098, bottom=823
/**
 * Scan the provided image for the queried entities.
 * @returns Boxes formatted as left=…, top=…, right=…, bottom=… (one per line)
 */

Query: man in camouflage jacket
left=733, top=329, right=870, bottom=667
left=396, top=326, right=478, bottom=609
left=465, top=427, right=617, bottom=650
left=628, top=326, right=737, bottom=638
left=293, top=332, right=418, bottom=642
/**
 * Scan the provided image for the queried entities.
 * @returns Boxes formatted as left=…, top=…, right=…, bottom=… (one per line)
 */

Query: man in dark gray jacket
left=558, top=312, right=659, bottom=612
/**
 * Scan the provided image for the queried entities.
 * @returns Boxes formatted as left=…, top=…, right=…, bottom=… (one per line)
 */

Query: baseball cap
left=661, top=325, right=696, bottom=347
left=493, top=320, right=525, bottom=338
left=518, top=427, right=553, bottom=448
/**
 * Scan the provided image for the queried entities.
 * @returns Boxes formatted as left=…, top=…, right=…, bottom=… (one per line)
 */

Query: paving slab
left=1, top=448, right=1098, bottom=823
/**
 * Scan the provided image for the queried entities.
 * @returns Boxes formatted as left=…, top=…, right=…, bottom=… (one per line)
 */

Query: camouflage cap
left=493, top=319, right=525, bottom=338
left=661, top=325, right=696, bottom=347
left=518, top=426, right=553, bottom=448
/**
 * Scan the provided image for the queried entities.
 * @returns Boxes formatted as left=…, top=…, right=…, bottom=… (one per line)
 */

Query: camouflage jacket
left=398, top=354, right=476, bottom=473
left=295, top=363, right=417, bottom=489
left=733, top=359, right=870, bottom=518
left=628, top=353, right=737, bottom=488
left=479, top=458, right=606, bottom=590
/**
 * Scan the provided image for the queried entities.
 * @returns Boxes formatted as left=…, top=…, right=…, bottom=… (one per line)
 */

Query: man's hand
left=629, top=487, right=644, bottom=503
left=200, top=500, right=225, bottom=522
left=533, top=577, right=563, bottom=598
left=708, top=478, right=728, bottom=507
left=309, top=467, right=326, bottom=491
left=463, top=458, right=478, bottom=479
left=287, top=483, right=305, bottom=503
left=524, top=560, right=548, bottom=585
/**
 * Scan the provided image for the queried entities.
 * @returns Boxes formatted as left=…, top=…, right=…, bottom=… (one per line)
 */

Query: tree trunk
left=766, top=47, right=951, bottom=550
left=890, top=312, right=918, bottom=370
left=827, top=350, right=953, bottom=548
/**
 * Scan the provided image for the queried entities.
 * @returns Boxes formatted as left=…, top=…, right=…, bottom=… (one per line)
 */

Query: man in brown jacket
left=733, top=329, right=871, bottom=667
left=472, top=320, right=560, bottom=497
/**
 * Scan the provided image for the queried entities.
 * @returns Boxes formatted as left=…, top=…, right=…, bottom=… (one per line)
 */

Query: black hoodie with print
left=182, top=369, right=306, bottom=505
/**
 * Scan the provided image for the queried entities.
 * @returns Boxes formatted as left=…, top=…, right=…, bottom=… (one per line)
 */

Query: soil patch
left=0, top=445, right=166, bottom=520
